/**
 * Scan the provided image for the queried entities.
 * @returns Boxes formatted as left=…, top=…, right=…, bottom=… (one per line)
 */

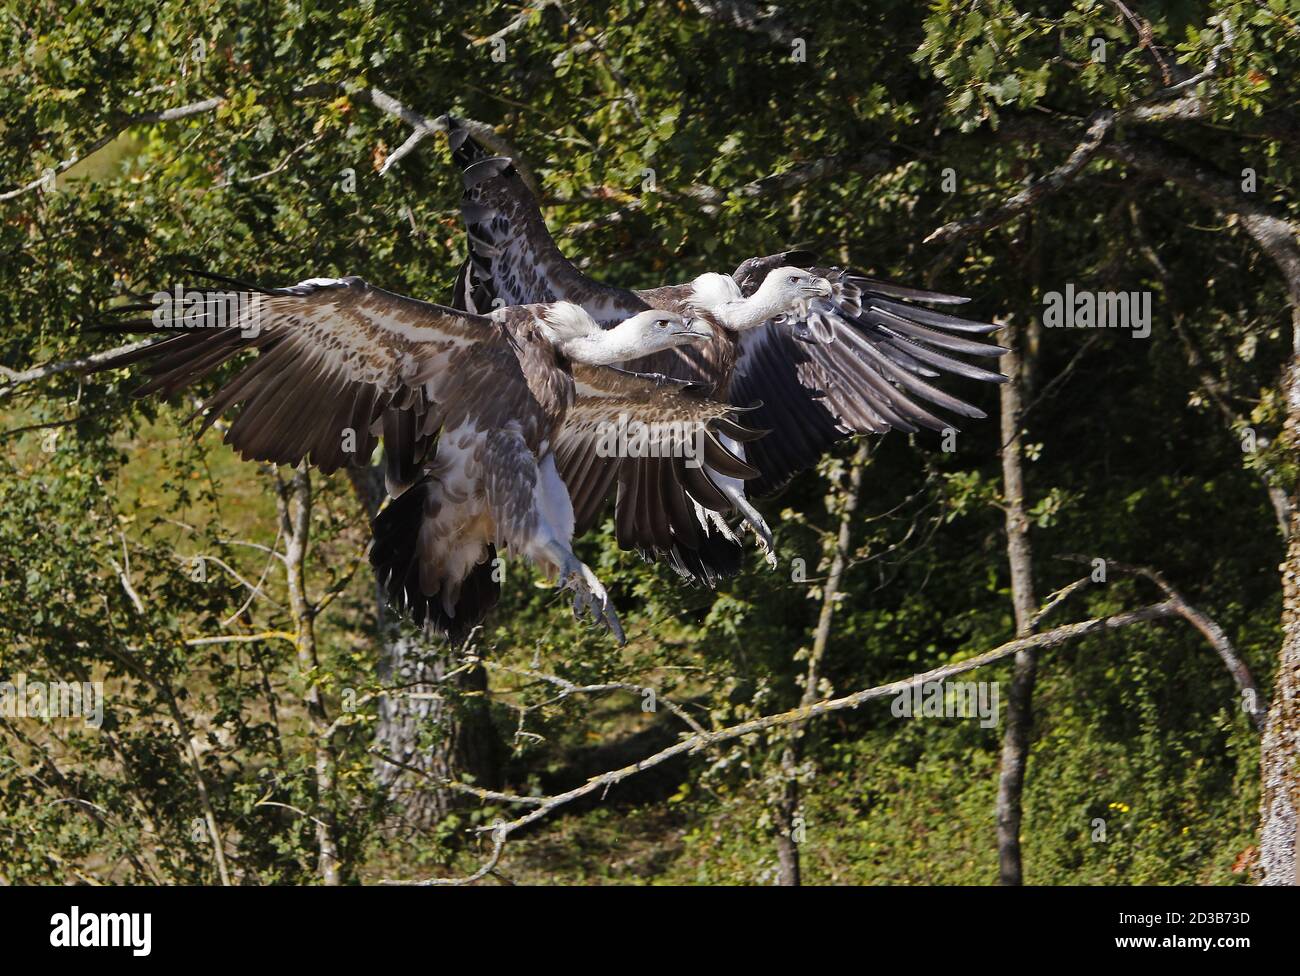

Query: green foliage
left=1, top=0, right=1295, bottom=884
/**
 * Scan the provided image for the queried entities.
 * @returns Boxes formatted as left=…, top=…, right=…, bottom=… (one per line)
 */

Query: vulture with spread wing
left=440, top=117, right=1007, bottom=583
left=91, top=276, right=759, bottom=642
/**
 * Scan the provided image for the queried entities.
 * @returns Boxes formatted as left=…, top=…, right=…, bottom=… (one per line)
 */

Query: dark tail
left=645, top=531, right=745, bottom=587
left=370, top=478, right=501, bottom=642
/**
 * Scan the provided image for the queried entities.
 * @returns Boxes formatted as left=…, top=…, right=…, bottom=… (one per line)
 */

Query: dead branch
left=0, top=84, right=540, bottom=206
left=561, top=149, right=902, bottom=234
left=1059, top=554, right=1266, bottom=730
left=0, top=338, right=154, bottom=400
left=395, top=598, right=1179, bottom=884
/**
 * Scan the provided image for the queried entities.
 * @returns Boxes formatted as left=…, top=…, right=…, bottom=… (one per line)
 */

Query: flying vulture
left=90, top=276, right=761, bottom=642
left=441, top=117, right=1008, bottom=582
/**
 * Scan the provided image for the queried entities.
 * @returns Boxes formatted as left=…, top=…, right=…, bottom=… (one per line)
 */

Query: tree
left=1, top=0, right=1294, bottom=885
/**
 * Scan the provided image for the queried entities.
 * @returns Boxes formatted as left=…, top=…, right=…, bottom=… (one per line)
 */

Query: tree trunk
left=346, top=466, right=503, bottom=830
left=372, top=632, right=501, bottom=827
left=275, top=463, right=342, bottom=885
left=995, top=324, right=1039, bottom=886
left=773, top=775, right=802, bottom=887
left=1260, top=336, right=1300, bottom=885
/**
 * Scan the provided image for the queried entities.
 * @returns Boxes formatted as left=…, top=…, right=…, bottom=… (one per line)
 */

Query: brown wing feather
left=91, top=276, right=542, bottom=476
left=554, top=364, right=762, bottom=578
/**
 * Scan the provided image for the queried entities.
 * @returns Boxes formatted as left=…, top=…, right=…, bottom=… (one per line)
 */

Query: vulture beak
left=678, top=317, right=713, bottom=342
left=803, top=276, right=834, bottom=299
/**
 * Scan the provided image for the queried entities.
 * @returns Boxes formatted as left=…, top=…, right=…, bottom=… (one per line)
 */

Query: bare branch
left=396, top=600, right=1179, bottom=883
left=106, top=532, right=145, bottom=616
left=926, top=110, right=1118, bottom=245
left=0, top=83, right=541, bottom=208
left=561, top=150, right=902, bottom=234
left=1109, top=0, right=1173, bottom=85
left=183, top=553, right=282, bottom=607
left=0, top=339, right=154, bottom=400
left=482, top=1, right=562, bottom=44
left=489, top=602, right=1174, bottom=831
left=253, top=799, right=331, bottom=831
left=369, top=749, right=547, bottom=807
left=0, top=415, right=80, bottom=441
left=1030, top=576, right=1091, bottom=629
left=211, top=135, right=324, bottom=190
left=1059, top=555, right=1266, bottom=730
left=480, top=658, right=711, bottom=737
left=382, top=830, right=506, bottom=887
left=183, top=632, right=298, bottom=647
left=0, top=97, right=223, bottom=203
left=220, top=526, right=285, bottom=626
left=926, top=16, right=1236, bottom=245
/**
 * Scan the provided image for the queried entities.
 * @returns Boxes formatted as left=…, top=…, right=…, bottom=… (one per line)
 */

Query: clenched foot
left=720, top=485, right=778, bottom=569
left=750, top=519, right=778, bottom=569
left=559, top=553, right=626, bottom=645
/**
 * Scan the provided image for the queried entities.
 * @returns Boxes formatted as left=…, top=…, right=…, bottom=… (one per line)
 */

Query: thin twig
left=393, top=600, right=1179, bottom=883
left=1058, top=554, right=1265, bottom=730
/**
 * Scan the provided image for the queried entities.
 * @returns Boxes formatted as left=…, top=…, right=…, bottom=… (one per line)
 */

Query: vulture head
left=543, top=304, right=712, bottom=366
left=755, top=266, right=835, bottom=320
left=705, top=266, right=833, bottom=331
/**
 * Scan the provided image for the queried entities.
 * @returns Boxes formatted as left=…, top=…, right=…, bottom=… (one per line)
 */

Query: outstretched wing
left=448, top=116, right=644, bottom=318
left=443, top=123, right=1004, bottom=568
left=90, top=275, right=528, bottom=487
left=731, top=253, right=1007, bottom=496
left=554, top=364, right=763, bottom=584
